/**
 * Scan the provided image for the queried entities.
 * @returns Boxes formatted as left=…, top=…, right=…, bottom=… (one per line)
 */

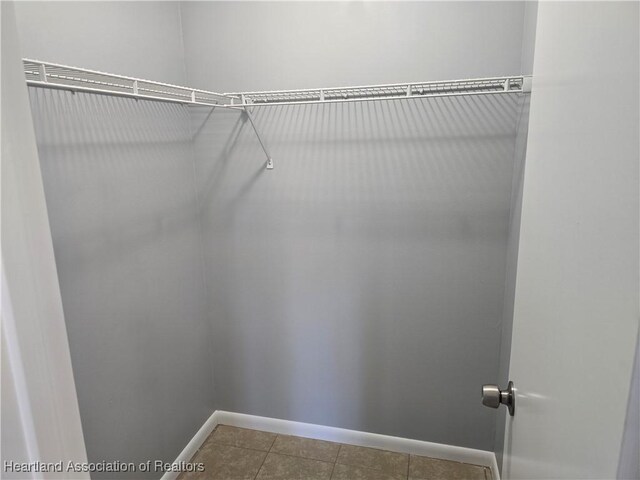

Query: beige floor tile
left=183, top=443, right=266, bottom=480
left=255, top=452, right=333, bottom=480
left=271, top=435, right=340, bottom=462
left=209, top=425, right=276, bottom=451
left=176, top=470, right=208, bottom=480
left=336, top=444, right=408, bottom=479
left=331, top=463, right=403, bottom=480
left=409, top=455, right=488, bottom=480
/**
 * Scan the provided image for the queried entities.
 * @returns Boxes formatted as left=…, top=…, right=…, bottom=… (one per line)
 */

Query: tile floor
left=178, top=425, right=492, bottom=480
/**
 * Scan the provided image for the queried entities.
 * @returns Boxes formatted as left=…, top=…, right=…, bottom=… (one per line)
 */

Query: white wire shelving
left=227, top=76, right=531, bottom=107
left=23, top=58, right=532, bottom=170
left=23, top=58, right=234, bottom=107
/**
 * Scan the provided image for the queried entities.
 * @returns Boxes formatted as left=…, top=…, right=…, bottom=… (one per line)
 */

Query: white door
left=501, top=2, right=639, bottom=479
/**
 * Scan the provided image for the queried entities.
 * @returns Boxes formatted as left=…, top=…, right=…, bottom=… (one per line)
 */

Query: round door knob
left=481, top=381, right=515, bottom=416
left=482, top=384, right=501, bottom=408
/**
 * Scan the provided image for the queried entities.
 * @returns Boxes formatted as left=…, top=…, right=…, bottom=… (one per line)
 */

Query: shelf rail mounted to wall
left=23, top=58, right=532, bottom=170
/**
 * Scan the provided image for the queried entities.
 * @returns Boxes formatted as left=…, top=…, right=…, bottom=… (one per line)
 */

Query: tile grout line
left=484, top=465, right=491, bottom=480
left=251, top=435, right=276, bottom=480
left=252, top=454, right=268, bottom=480
left=178, top=426, right=220, bottom=479
left=267, top=451, right=336, bottom=463
left=208, top=439, right=272, bottom=454
left=329, top=463, right=336, bottom=480
left=184, top=424, right=220, bottom=465
left=208, top=426, right=276, bottom=480
left=259, top=431, right=343, bottom=465
left=329, top=445, right=342, bottom=480
left=268, top=434, right=278, bottom=452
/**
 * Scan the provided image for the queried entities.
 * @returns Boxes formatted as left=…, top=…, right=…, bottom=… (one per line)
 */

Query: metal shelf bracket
left=242, top=98, right=274, bottom=170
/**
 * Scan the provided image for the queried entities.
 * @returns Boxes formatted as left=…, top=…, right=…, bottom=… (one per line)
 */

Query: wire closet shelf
left=23, top=59, right=233, bottom=106
left=23, top=59, right=531, bottom=108
left=23, top=58, right=532, bottom=169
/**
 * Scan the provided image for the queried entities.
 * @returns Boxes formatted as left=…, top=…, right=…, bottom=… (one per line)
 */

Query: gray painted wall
left=27, top=89, right=213, bottom=479
left=14, top=3, right=213, bottom=478
left=184, top=1, right=528, bottom=451
left=182, top=1, right=526, bottom=92
left=14, top=1, right=187, bottom=85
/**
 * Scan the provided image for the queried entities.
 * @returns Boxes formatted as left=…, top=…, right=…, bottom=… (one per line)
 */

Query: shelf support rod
left=242, top=95, right=273, bottom=170
left=39, top=63, right=48, bottom=83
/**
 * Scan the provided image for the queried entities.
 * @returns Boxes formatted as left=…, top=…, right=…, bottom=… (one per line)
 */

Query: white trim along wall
left=162, top=411, right=500, bottom=480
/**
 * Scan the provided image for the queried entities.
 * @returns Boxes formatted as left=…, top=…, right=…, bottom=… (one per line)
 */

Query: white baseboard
left=163, top=410, right=500, bottom=480
left=161, top=411, right=220, bottom=480
left=489, top=453, right=500, bottom=479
